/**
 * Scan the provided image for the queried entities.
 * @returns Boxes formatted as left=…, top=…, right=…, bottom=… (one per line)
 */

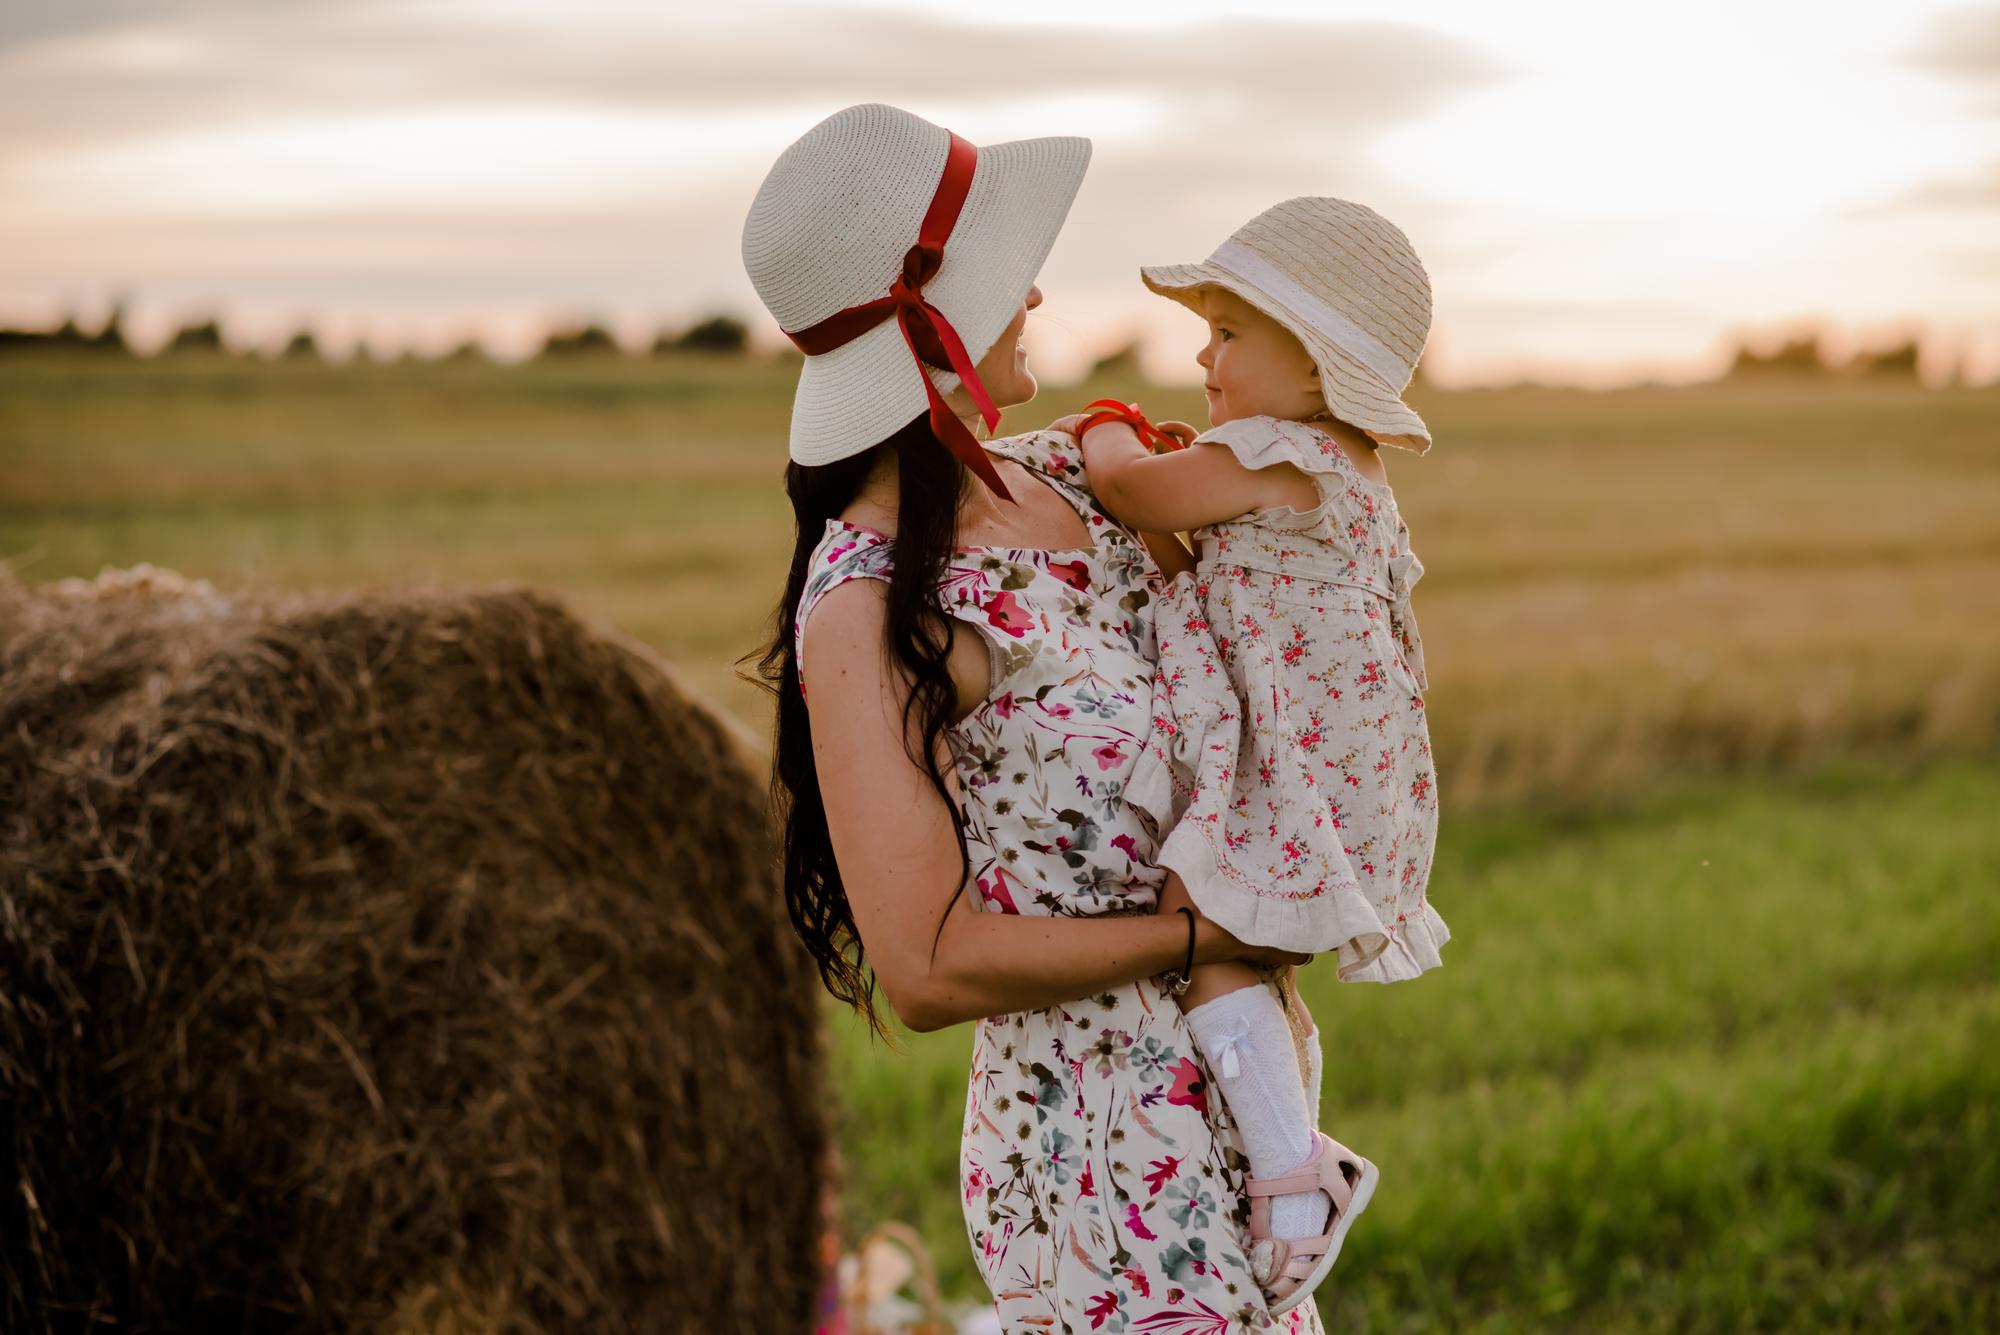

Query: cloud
left=0, top=3, right=1520, bottom=368
left=1845, top=161, right=2000, bottom=217
left=0, top=0, right=212, bottom=51
left=1951, top=248, right=2000, bottom=277
left=0, top=7, right=1509, bottom=160
left=1904, top=6, right=2000, bottom=113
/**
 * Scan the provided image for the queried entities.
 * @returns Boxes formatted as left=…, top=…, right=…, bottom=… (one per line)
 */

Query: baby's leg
left=1159, top=872, right=1329, bottom=1242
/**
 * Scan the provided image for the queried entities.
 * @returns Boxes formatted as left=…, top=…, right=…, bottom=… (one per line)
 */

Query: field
left=3, top=352, right=1996, bottom=1328
left=7, top=355, right=1995, bottom=811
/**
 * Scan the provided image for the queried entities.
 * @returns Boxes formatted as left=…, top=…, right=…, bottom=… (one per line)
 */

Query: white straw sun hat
left=741, top=103, right=1091, bottom=487
left=1140, top=197, right=1435, bottom=453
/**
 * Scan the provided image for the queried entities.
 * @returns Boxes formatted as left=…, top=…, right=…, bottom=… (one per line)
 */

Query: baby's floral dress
left=1124, top=415, right=1449, bottom=983
left=795, top=431, right=1324, bottom=1333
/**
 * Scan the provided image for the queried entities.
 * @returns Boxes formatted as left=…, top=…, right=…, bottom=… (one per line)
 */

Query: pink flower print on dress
left=1123, top=412, right=1444, bottom=1003
left=1093, top=740, right=1127, bottom=771
left=978, top=867, right=1019, bottom=913
left=979, top=589, right=1034, bottom=637
left=1164, top=1059, right=1208, bottom=1115
left=1047, top=558, right=1093, bottom=591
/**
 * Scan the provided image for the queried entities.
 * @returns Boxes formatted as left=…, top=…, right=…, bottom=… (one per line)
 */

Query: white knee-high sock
left=1185, top=987, right=1331, bottom=1240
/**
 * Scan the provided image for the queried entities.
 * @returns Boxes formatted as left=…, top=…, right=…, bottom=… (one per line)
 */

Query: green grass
left=826, top=760, right=2000, bottom=1329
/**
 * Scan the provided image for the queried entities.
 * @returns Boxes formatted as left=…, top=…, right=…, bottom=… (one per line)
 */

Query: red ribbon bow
left=783, top=133, right=1012, bottom=502
left=1075, top=399, right=1186, bottom=452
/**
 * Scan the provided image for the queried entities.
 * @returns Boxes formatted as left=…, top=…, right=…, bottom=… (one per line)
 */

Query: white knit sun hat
left=1140, top=197, right=1435, bottom=453
left=742, top=103, right=1091, bottom=467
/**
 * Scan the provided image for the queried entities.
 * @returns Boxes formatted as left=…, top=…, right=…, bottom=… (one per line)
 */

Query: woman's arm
left=802, top=578, right=1305, bottom=1032
left=1080, top=419, right=1318, bottom=534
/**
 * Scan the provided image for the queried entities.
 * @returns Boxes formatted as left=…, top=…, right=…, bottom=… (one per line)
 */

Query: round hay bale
left=0, top=568, right=823, bottom=1332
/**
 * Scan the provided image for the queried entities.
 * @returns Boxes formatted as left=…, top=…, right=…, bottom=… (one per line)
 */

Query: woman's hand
left=1201, top=916, right=1314, bottom=970
left=1171, top=880, right=1311, bottom=969
left=1045, top=411, right=1088, bottom=437
left=1151, top=419, right=1199, bottom=452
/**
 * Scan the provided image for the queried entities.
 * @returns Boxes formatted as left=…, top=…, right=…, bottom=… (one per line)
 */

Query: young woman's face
left=951, top=282, right=1043, bottom=414
left=1194, top=287, right=1323, bottom=426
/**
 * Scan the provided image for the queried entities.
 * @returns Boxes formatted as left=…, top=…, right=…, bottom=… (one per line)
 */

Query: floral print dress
left=794, top=431, right=1324, bottom=1333
left=1124, top=415, right=1448, bottom=983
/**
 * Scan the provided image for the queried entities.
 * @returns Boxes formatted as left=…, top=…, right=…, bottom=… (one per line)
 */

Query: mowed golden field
left=4, top=351, right=1997, bottom=1329
left=6, top=352, right=1994, bottom=808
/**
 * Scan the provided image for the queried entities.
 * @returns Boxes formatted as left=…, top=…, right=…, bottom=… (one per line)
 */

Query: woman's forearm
left=912, top=897, right=1222, bottom=1030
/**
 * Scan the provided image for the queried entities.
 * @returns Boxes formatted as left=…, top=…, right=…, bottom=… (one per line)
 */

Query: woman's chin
left=996, top=366, right=1037, bottom=409
left=951, top=365, right=1035, bottom=418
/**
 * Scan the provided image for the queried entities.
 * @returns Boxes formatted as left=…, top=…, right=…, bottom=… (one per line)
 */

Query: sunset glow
left=0, top=0, right=1993, bottom=385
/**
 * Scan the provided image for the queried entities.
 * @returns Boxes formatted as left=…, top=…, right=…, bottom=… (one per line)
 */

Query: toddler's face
left=1194, top=287, right=1323, bottom=427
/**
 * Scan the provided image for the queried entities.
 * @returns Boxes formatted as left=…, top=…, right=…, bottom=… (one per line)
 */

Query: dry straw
left=0, top=567, right=825, bottom=1331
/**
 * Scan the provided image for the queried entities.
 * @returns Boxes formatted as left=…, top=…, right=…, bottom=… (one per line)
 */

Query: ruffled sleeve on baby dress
left=1196, top=414, right=1336, bottom=468
left=1193, top=414, right=1352, bottom=498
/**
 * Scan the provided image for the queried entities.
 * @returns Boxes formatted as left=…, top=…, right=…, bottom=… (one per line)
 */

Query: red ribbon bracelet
left=1075, top=398, right=1186, bottom=452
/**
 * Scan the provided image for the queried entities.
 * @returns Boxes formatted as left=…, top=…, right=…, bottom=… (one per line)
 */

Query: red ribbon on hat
left=1075, top=399, right=1187, bottom=452
left=782, top=132, right=1013, bottom=502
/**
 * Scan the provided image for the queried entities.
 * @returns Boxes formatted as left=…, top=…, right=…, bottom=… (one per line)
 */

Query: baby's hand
left=1152, top=420, right=1199, bottom=452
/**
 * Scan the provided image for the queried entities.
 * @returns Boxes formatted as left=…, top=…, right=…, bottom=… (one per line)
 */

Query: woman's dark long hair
left=742, top=410, right=981, bottom=1040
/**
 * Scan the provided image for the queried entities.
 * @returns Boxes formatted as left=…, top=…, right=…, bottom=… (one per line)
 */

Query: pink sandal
left=1243, top=1130, right=1379, bottom=1316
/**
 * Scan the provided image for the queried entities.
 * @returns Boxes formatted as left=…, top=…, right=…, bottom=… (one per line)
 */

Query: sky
left=1, top=0, right=1995, bottom=387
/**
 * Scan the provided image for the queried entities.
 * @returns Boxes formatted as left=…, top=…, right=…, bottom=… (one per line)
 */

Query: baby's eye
left=1216, top=329, right=1234, bottom=342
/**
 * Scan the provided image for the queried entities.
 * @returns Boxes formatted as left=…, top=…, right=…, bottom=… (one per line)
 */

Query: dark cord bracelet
left=1161, top=906, right=1195, bottom=996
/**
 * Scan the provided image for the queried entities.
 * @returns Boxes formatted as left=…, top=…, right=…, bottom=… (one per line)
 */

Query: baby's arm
left=1080, top=419, right=1319, bottom=534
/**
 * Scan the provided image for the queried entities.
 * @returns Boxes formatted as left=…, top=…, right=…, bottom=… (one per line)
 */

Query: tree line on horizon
left=0, top=306, right=761, bottom=364
left=0, top=304, right=1965, bottom=386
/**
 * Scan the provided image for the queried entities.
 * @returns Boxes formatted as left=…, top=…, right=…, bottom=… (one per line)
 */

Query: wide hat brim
left=1139, top=260, right=1432, bottom=454
left=789, top=134, right=1091, bottom=465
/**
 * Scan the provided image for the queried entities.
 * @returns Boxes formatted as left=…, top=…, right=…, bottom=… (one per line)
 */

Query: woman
left=741, top=103, right=1324, bottom=1332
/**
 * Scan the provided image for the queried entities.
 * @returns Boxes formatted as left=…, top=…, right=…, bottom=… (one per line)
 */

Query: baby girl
left=1071, top=197, right=1450, bottom=1315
